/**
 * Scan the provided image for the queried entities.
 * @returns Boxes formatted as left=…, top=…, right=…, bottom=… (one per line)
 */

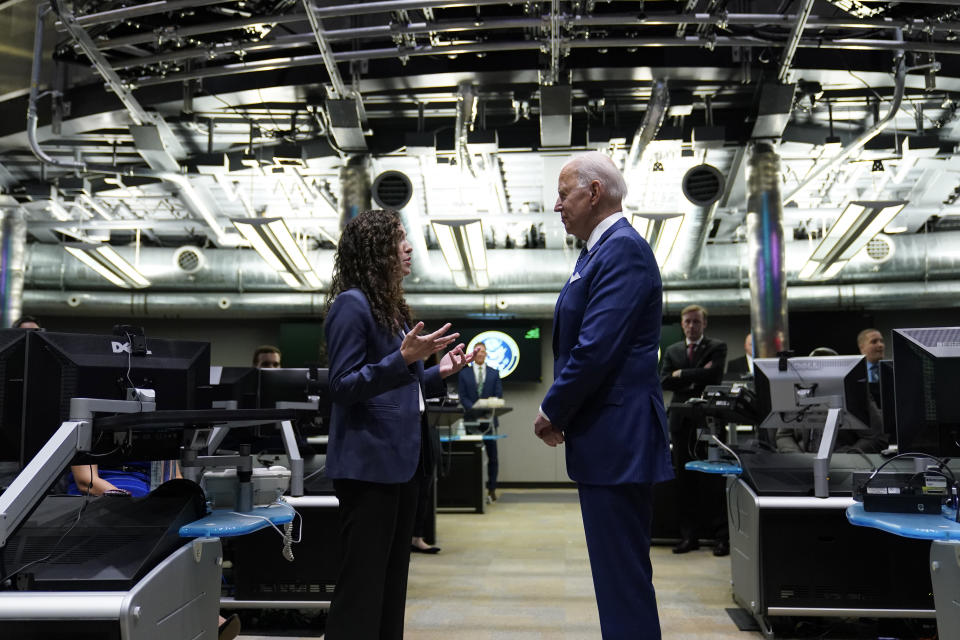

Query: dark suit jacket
left=458, top=364, right=502, bottom=428
left=324, top=288, right=444, bottom=484
left=725, top=355, right=750, bottom=377
left=541, top=217, right=673, bottom=486
left=659, top=337, right=727, bottom=403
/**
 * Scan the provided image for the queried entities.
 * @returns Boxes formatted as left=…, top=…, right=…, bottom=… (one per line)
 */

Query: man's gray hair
left=569, top=151, right=628, bottom=201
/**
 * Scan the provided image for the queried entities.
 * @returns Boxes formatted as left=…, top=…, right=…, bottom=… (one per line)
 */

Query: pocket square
left=569, top=272, right=582, bottom=283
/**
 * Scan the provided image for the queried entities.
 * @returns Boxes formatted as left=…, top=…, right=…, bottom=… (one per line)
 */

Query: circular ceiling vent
left=681, top=164, right=725, bottom=207
left=173, top=246, right=205, bottom=274
left=864, top=234, right=894, bottom=263
left=372, top=171, right=413, bottom=210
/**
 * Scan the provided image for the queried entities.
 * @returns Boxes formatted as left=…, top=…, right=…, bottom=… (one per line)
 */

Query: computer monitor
left=892, top=327, right=960, bottom=457
left=258, top=367, right=328, bottom=409
left=21, top=331, right=211, bottom=465
left=878, top=360, right=896, bottom=441
left=210, top=366, right=260, bottom=409
left=753, top=355, right=871, bottom=432
left=0, top=330, right=27, bottom=463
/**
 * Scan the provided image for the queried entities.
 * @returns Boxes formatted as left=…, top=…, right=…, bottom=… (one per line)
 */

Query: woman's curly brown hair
left=326, top=209, right=411, bottom=331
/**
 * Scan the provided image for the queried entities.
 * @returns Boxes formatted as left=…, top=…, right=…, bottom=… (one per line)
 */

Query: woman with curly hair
left=323, top=209, right=472, bottom=640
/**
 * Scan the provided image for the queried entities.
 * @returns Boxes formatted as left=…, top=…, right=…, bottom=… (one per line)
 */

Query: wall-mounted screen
left=453, top=321, right=542, bottom=382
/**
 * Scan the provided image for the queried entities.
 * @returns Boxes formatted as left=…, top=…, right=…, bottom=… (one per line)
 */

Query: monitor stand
left=813, top=407, right=843, bottom=498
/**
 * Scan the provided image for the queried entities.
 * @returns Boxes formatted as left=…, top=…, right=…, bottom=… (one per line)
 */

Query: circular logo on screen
left=468, top=331, right=520, bottom=379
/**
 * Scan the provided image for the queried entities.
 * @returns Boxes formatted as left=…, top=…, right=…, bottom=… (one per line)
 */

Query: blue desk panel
left=846, top=503, right=960, bottom=541
left=685, top=460, right=742, bottom=475
left=180, top=502, right=296, bottom=538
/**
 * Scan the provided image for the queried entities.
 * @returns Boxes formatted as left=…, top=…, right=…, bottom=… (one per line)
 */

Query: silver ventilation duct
left=745, top=142, right=789, bottom=358
left=23, top=279, right=960, bottom=320
left=1, top=209, right=27, bottom=327
left=673, top=163, right=726, bottom=277
left=22, top=231, right=960, bottom=294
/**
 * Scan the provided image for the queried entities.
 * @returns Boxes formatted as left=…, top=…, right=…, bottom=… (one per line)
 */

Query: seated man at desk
left=458, top=343, right=503, bottom=503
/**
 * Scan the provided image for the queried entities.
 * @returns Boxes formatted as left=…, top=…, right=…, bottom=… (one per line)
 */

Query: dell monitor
left=892, top=327, right=960, bottom=457
left=21, top=331, right=211, bottom=465
left=0, top=330, right=27, bottom=463
left=753, top=355, right=871, bottom=432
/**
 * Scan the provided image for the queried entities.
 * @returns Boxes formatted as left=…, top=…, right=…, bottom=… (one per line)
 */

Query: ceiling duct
left=673, top=164, right=726, bottom=277
left=326, top=98, right=367, bottom=151
left=625, top=79, right=670, bottom=172
left=130, top=123, right=187, bottom=173
left=751, top=83, right=797, bottom=140
left=372, top=171, right=413, bottom=210
left=539, top=85, right=572, bottom=148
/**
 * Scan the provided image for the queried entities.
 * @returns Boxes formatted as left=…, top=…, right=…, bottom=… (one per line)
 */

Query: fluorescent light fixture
left=798, top=200, right=907, bottom=280
left=631, top=213, right=684, bottom=267
left=232, top=217, right=323, bottom=290
left=431, top=219, right=489, bottom=289
left=64, top=242, right=151, bottom=289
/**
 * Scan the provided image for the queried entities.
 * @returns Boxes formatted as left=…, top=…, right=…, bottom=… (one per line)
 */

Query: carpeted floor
left=238, top=489, right=936, bottom=639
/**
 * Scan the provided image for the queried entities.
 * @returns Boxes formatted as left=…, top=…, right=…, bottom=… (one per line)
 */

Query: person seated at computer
left=457, top=342, right=503, bottom=503
left=68, top=460, right=180, bottom=497
left=11, top=315, right=41, bottom=330
left=67, top=463, right=241, bottom=640
left=775, top=344, right=886, bottom=454
left=253, top=345, right=281, bottom=368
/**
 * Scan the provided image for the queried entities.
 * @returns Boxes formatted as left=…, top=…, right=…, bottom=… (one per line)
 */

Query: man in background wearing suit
left=458, top=342, right=503, bottom=502
left=660, top=304, right=728, bottom=555
left=724, top=333, right=753, bottom=380
left=534, top=152, right=673, bottom=640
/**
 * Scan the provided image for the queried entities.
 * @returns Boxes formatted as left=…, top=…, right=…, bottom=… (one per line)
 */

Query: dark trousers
left=669, top=410, right=728, bottom=543
left=484, top=439, right=498, bottom=492
left=578, top=483, right=660, bottom=640
left=325, top=475, right=420, bottom=640
left=412, top=467, right=435, bottom=540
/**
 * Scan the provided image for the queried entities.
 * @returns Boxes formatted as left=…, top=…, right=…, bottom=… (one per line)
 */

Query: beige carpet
left=403, top=489, right=747, bottom=640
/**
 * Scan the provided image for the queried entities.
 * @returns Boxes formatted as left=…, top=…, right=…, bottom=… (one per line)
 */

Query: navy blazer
left=458, top=364, right=503, bottom=427
left=541, top=217, right=673, bottom=486
left=324, top=288, right=444, bottom=484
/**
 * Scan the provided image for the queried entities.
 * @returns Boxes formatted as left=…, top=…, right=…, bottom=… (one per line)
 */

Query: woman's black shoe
left=672, top=538, right=700, bottom=554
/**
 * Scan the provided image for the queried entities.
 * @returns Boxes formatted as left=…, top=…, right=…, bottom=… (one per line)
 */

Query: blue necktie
left=574, top=247, right=588, bottom=274
left=868, top=362, right=878, bottom=383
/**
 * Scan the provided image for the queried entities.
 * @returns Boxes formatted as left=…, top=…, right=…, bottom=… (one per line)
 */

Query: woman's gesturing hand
left=401, top=322, right=459, bottom=364
left=438, top=343, right=474, bottom=378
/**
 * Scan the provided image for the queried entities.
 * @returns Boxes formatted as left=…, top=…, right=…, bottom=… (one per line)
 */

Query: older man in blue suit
left=534, top=152, right=674, bottom=640
left=458, top=343, right=504, bottom=502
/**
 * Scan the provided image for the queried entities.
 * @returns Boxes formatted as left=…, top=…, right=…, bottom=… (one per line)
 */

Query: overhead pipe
left=23, top=279, right=960, bottom=320
left=777, top=0, right=815, bottom=83
left=27, top=2, right=231, bottom=244
left=782, top=43, right=907, bottom=204
left=24, top=231, right=960, bottom=293
left=454, top=81, right=478, bottom=178
left=624, top=79, right=669, bottom=173
left=0, top=209, right=27, bottom=328
left=102, top=12, right=960, bottom=72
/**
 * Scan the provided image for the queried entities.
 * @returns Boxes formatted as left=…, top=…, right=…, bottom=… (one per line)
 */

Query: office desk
left=437, top=434, right=507, bottom=514
left=847, top=504, right=960, bottom=638
left=729, top=453, right=936, bottom=637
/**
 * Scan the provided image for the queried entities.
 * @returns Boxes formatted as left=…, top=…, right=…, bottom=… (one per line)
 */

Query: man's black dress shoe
left=712, top=541, right=730, bottom=557
left=672, top=538, right=700, bottom=554
left=411, top=544, right=441, bottom=554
